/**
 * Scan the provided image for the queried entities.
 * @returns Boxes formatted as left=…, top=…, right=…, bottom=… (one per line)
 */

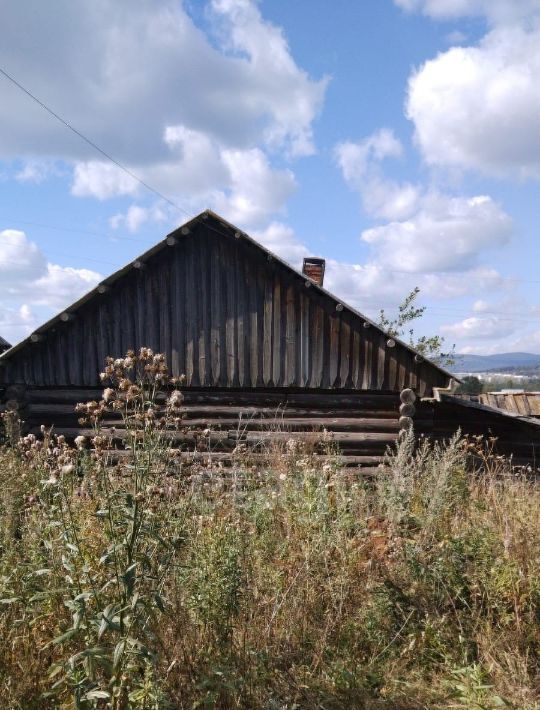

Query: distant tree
left=377, top=287, right=456, bottom=368
left=456, top=376, right=483, bottom=395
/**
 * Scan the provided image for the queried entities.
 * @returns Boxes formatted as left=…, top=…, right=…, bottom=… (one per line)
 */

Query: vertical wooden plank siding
left=225, top=241, right=237, bottom=387
left=272, top=277, right=281, bottom=386
left=285, top=285, right=296, bottom=386
left=236, top=245, right=247, bottom=388
left=340, top=320, right=351, bottom=388
left=329, top=314, right=340, bottom=387
left=198, top=236, right=209, bottom=386
left=247, top=261, right=259, bottom=386
left=0, top=224, right=451, bottom=395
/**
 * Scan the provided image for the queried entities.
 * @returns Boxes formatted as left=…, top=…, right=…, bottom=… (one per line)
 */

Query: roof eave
left=0, top=208, right=457, bottom=385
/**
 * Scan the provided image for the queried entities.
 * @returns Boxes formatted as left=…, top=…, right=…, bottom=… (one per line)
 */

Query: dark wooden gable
left=0, top=212, right=452, bottom=396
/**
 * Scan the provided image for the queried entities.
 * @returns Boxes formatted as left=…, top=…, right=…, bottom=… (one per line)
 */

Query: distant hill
left=452, top=352, right=540, bottom=373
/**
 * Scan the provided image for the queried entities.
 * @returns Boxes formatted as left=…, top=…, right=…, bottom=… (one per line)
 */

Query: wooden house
left=0, top=335, right=10, bottom=355
left=1, top=211, right=538, bottom=472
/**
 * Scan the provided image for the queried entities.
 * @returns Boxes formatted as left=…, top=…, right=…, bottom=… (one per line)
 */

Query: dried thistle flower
left=74, top=435, right=87, bottom=450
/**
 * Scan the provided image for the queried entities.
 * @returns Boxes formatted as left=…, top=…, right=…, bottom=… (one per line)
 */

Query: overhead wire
left=1, top=66, right=539, bottom=336
left=0, top=67, right=193, bottom=220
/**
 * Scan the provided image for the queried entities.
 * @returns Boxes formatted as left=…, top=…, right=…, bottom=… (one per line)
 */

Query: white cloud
left=213, top=149, right=296, bottom=228
left=0, top=0, right=326, bottom=164
left=0, top=304, right=37, bottom=345
left=361, top=193, right=512, bottom=272
left=77, top=134, right=296, bottom=231
left=441, top=296, right=540, bottom=351
left=421, top=267, right=507, bottom=299
left=504, top=329, right=540, bottom=353
left=211, top=0, right=328, bottom=156
left=407, top=23, right=540, bottom=178
left=335, top=130, right=513, bottom=273
left=71, top=163, right=140, bottom=200
left=0, top=230, right=47, bottom=288
left=0, top=230, right=101, bottom=327
left=251, top=221, right=308, bottom=266
left=335, top=130, right=420, bottom=221
left=33, top=265, right=102, bottom=308
left=110, top=203, right=168, bottom=233
left=442, top=315, right=516, bottom=339
left=445, top=29, right=468, bottom=44
left=394, top=0, right=540, bottom=24
left=15, top=160, right=60, bottom=184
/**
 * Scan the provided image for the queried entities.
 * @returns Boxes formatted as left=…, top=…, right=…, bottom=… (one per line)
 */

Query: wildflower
left=61, top=463, right=75, bottom=476
left=279, top=473, right=287, bottom=481
left=124, top=385, right=141, bottom=402
left=102, top=387, right=115, bottom=403
left=74, top=435, right=87, bottom=450
left=168, top=390, right=184, bottom=408
left=286, top=438, right=298, bottom=453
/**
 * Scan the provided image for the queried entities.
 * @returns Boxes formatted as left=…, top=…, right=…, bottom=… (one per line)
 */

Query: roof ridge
left=0, top=209, right=456, bottom=383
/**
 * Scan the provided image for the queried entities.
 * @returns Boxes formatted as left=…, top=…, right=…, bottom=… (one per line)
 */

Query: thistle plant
left=34, top=349, right=190, bottom=707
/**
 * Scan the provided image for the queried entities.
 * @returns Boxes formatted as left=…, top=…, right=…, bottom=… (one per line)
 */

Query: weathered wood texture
left=479, top=392, right=540, bottom=417
left=0, top=223, right=448, bottom=396
left=415, top=398, right=540, bottom=467
left=12, top=387, right=402, bottom=472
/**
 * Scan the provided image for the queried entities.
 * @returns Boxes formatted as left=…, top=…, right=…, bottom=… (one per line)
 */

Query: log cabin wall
left=0, top=215, right=450, bottom=397
left=3, top=386, right=402, bottom=475
left=415, top=397, right=540, bottom=468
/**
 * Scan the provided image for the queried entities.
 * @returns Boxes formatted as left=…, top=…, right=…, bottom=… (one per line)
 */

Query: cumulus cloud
left=110, top=204, right=169, bottom=233
left=250, top=221, right=309, bottom=266
left=394, top=0, right=540, bottom=24
left=0, top=304, right=37, bottom=345
left=0, top=230, right=101, bottom=328
left=75, top=130, right=296, bottom=230
left=0, top=0, right=326, bottom=163
left=71, top=163, right=140, bottom=200
left=335, top=130, right=420, bottom=221
left=15, top=160, right=61, bottom=184
left=210, top=0, right=328, bottom=157
left=441, top=296, right=540, bottom=351
left=362, top=193, right=512, bottom=272
left=213, top=149, right=297, bottom=228
left=442, top=315, right=516, bottom=340
left=335, top=130, right=512, bottom=273
left=405, top=15, right=540, bottom=177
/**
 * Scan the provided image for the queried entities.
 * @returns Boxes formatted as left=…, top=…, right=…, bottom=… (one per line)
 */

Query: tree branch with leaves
left=377, top=287, right=455, bottom=368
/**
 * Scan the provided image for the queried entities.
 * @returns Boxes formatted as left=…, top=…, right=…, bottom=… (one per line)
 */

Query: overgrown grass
left=1, top=351, right=540, bottom=708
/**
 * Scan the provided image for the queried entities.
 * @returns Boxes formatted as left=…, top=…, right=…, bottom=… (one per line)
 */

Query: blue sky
left=1, top=0, right=539, bottom=354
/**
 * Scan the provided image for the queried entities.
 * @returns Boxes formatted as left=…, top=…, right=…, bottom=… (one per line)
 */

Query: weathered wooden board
left=0, top=220, right=449, bottom=396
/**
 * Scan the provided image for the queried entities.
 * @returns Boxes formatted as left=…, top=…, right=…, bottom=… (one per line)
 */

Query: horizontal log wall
left=8, top=387, right=402, bottom=474
left=0, top=224, right=448, bottom=396
left=415, top=399, right=540, bottom=468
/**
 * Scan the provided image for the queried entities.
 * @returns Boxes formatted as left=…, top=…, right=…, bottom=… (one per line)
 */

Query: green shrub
left=1, top=351, right=539, bottom=708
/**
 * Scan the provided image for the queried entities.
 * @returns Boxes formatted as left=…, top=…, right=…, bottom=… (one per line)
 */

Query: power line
left=0, top=233, right=123, bottom=267
left=3, top=66, right=540, bottom=291
left=0, top=66, right=193, bottom=219
left=1, top=216, right=152, bottom=244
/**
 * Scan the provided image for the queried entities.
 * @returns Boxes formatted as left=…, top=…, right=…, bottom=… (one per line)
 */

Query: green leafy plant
left=378, top=286, right=456, bottom=367
left=32, top=349, right=189, bottom=707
